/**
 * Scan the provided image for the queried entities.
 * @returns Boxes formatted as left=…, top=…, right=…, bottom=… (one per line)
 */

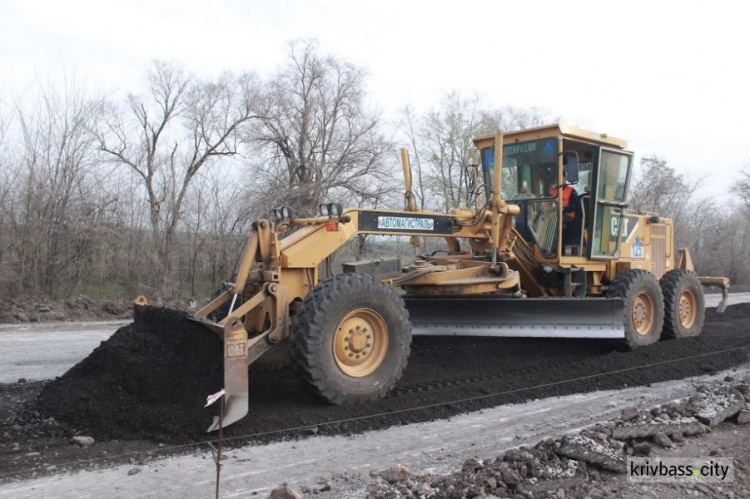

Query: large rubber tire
left=608, top=269, right=664, bottom=349
left=290, top=274, right=412, bottom=404
left=660, top=269, right=705, bottom=339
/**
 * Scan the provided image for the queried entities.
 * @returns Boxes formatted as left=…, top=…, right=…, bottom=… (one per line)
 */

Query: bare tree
left=4, top=79, right=106, bottom=297
left=731, top=164, right=750, bottom=209
left=250, top=40, right=394, bottom=217
left=96, top=62, right=262, bottom=296
left=398, top=93, right=557, bottom=212
left=628, top=155, right=703, bottom=233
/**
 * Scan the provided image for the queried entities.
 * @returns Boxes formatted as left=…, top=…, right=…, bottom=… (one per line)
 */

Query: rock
left=724, top=376, right=734, bottom=382
left=18, top=377, right=28, bottom=383
left=501, top=468, right=522, bottom=486
left=621, top=407, right=640, bottom=421
left=689, top=392, right=707, bottom=404
left=652, top=432, right=673, bottom=448
left=269, top=483, right=303, bottom=499
left=127, top=468, right=141, bottom=476
left=462, top=458, right=484, bottom=473
left=694, top=401, right=745, bottom=427
left=557, top=443, right=626, bottom=473
left=486, top=477, right=498, bottom=490
left=381, top=464, right=410, bottom=484
left=737, top=410, right=750, bottom=425
left=25, top=452, right=41, bottom=457
left=611, top=420, right=707, bottom=440
left=71, top=436, right=95, bottom=447
left=633, top=442, right=652, bottom=456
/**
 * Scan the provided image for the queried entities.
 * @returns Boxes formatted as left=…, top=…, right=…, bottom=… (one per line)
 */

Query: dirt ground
left=359, top=416, right=750, bottom=499
left=0, top=296, right=133, bottom=323
left=361, top=376, right=750, bottom=499
left=0, top=295, right=196, bottom=324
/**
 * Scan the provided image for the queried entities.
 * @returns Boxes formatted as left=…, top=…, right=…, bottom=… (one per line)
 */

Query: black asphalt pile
left=35, top=306, right=222, bottom=442
left=365, top=376, right=750, bottom=498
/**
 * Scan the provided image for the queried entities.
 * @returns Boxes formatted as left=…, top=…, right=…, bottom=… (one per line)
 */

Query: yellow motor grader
left=137, top=124, right=729, bottom=431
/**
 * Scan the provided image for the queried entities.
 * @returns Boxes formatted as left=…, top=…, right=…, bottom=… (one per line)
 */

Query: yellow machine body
left=134, top=124, right=729, bottom=431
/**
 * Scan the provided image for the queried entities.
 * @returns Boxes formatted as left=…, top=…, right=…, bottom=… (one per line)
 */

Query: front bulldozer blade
left=202, top=317, right=250, bottom=432
left=404, top=296, right=626, bottom=339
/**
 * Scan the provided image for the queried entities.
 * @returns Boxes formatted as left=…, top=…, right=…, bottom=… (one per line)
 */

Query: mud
left=8, top=302, right=750, bottom=451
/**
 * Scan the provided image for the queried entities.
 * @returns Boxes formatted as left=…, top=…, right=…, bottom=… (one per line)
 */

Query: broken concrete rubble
left=365, top=374, right=750, bottom=499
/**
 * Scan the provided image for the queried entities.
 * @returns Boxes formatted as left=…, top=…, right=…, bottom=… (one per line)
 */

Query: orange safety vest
left=549, top=185, right=576, bottom=221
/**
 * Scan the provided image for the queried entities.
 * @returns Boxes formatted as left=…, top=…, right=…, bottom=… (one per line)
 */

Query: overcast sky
left=2, top=0, right=749, bottom=197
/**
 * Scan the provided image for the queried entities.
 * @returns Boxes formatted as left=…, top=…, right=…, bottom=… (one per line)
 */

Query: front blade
left=206, top=317, right=249, bottom=432
left=404, top=296, right=625, bottom=339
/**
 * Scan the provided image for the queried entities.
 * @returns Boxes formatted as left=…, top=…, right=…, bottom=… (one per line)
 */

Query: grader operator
left=135, top=124, right=729, bottom=431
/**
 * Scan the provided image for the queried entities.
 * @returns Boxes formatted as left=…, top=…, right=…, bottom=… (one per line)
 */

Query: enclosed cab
left=474, top=125, right=677, bottom=297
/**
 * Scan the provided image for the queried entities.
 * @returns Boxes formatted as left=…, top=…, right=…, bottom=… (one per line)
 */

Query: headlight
left=271, top=208, right=283, bottom=221
left=328, top=203, right=343, bottom=217
left=319, top=203, right=330, bottom=217
left=281, top=206, right=294, bottom=219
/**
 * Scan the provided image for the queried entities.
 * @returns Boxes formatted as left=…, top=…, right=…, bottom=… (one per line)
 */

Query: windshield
left=481, top=138, right=559, bottom=200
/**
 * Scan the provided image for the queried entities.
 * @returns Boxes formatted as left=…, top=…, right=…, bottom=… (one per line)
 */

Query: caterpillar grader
left=136, top=124, right=730, bottom=431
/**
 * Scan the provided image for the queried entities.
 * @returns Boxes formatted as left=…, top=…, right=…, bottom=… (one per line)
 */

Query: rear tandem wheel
left=660, top=269, right=705, bottom=339
left=290, top=273, right=412, bottom=404
left=607, top=269, right=665, bottom=349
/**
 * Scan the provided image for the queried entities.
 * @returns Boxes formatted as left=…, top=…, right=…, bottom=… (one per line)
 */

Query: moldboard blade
left=404, top=296, right=625, bottom=339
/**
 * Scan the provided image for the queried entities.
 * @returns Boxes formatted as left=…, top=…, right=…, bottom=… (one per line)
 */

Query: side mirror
left=562, top=151, right=579, bottom=184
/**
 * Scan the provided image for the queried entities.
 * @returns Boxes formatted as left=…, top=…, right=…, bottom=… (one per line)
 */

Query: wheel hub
left=347, top=328, right=370, bottom=354
left=333, top=309, right=388, bottom=377
left=632, top=292, right=654, bottom=336
left=678, top=291, right=697, bottom=328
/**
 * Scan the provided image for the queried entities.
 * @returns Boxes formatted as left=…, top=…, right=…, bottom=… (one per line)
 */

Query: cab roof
left=474, top=124, right=628, bottom=149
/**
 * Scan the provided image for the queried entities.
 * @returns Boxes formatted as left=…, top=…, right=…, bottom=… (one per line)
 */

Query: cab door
left=589, top=148, right=633, bottom=259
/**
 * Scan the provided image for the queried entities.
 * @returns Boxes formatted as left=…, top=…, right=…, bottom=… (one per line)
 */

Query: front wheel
left=608, top=269, right=664, bottom=349
left=290, top=274, right=412, bottom=404
left=661, top=269, right=705, bottom=339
